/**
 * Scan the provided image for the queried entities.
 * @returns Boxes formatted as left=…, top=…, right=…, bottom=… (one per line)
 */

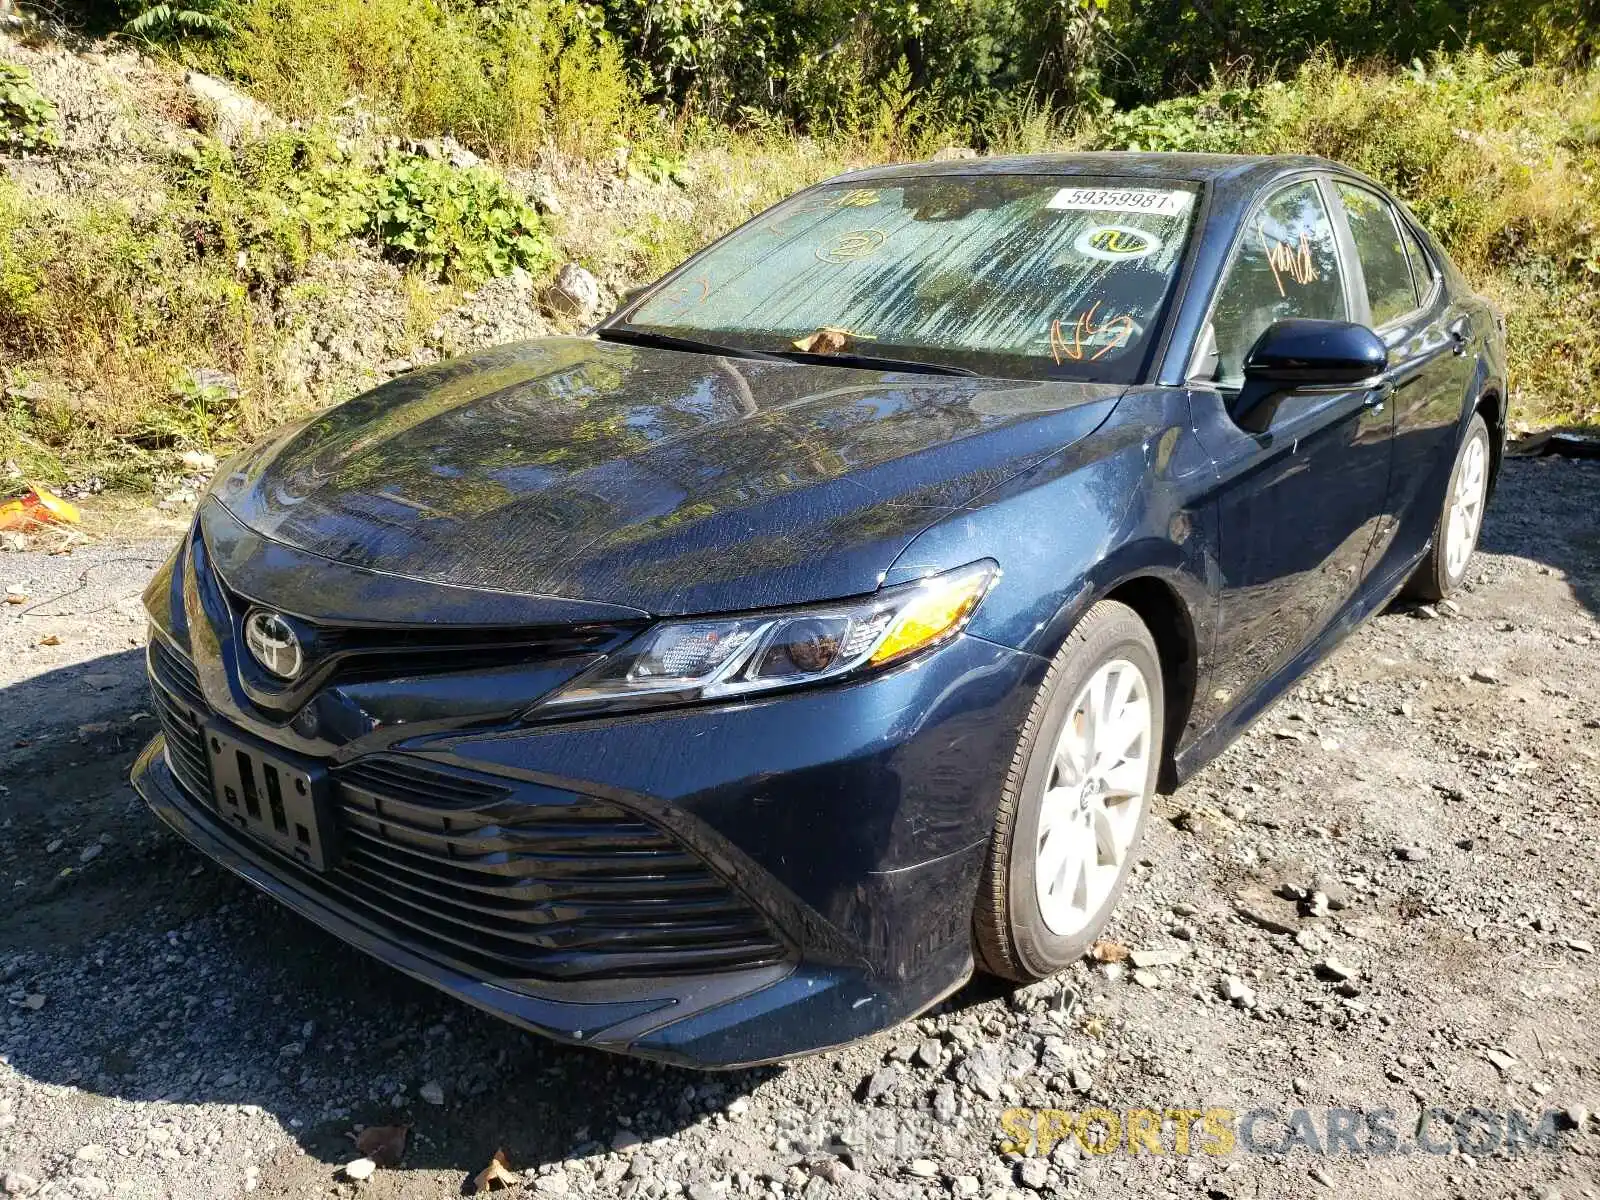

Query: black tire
left=973, top=599, right=1164, bottom=982
left=1404, top=412, right=1492, bottom=603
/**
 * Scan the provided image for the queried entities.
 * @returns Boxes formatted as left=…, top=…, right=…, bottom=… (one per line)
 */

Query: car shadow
left=0, top=652, right=779, bottom=1185
left=1475, top=446, right=1600, bottom=616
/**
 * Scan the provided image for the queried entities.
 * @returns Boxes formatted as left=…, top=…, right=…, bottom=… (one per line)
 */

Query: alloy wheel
left=1445, top=432, right=1488, bottom=580
left=1033, top=657, right=1153, bottom=936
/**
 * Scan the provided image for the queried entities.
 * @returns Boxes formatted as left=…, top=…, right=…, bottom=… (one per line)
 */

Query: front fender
left=883, top=388, right=1218, bottom=665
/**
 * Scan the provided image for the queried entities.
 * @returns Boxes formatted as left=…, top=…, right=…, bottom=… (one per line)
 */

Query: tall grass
left=1262, top=56, right=1600, bottom=429
left=0, top=177, right=263, bottom=484
left=213, top=0, right=634, bottom=160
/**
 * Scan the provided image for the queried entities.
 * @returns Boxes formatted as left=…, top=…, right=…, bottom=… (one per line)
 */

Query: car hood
left=210, top=337, right=1125, bottom=617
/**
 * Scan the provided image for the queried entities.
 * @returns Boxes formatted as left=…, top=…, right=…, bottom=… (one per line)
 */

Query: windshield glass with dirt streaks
left=621, top=175, right=1200, bottom=381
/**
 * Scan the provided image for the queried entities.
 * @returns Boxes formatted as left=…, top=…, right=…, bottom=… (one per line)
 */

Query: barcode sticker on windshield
left=1046, top=187, right=1194, bottom=217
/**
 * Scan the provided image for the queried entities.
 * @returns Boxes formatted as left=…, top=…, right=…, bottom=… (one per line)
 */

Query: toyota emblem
left=244, top=610, right=304, bottom=680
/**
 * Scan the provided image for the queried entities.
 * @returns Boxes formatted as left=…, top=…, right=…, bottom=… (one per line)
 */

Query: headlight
left=536, top=561, right=998, bottom=716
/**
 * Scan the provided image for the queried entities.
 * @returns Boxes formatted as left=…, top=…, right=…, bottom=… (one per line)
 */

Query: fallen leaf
left=38, top=634, right=60, bottom=646
left=353, top=1124, right=408, bottom=1167
left=792, top=327, right=855, bottom=354
left=473, top=1148, right=519, bottom=1193
left=1089, top=939, right=1129, bottom=963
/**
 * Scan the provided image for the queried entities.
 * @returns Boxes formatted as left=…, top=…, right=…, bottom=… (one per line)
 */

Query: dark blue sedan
left=133, top=153, right=1507, bottom=1067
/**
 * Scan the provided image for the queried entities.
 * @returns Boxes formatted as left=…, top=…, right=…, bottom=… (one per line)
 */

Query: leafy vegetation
left=0, top=173, right=263, bottom=485
left=2, top=0, right=1599, bottom=494
left=212, top=0, right=631, bottom=161
left=0, top=61, right=57, bottom=152
left=176, top=132, right=554, bottom=282
left=1085, top=54, right=1600, bottom=429
left=371, top=157, right=553, bottom=280
left=583, top=0, right=1594, bottom=130
left=119, top=0, right=235, bottom=42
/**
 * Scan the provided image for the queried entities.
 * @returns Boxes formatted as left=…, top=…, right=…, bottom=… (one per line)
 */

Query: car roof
left=829, top=152, right=1336, bottom=198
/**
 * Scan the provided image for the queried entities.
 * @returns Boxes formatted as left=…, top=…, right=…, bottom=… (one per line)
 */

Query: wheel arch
left=1099, top=574, right=1202, bottom=794
left=1025, top=554, right=1211, bottom=796
left=1474, top=385, right=1505, bottom=500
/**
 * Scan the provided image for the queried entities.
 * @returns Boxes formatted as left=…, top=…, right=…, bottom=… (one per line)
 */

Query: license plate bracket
left=204, top=726, right=339, bottom=872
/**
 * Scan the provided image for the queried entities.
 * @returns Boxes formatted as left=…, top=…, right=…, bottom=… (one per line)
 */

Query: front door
left=1187, top=176, right=1395, bottom=727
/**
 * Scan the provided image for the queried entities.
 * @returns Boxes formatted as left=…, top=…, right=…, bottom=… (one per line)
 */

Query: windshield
left=616, top=175, right=1201, bottom=381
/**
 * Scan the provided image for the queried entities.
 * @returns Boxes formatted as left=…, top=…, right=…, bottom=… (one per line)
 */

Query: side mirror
left=1235, top=319, right=1387, bottom=432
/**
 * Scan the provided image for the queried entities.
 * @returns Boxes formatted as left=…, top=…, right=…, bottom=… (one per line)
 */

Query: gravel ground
left=1, top=455, right=1597, bottom=1200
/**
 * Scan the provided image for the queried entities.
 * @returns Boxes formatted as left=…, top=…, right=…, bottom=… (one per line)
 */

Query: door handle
left=1363, top=381, right=1394, bottom=412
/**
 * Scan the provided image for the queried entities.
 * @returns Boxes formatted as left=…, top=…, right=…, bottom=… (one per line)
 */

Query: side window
left=1335, top=182, right=1417, bottom=326
left=1207, top=181, right=1347, bottom=385
left=1398, top=219, right=1437, bottom=299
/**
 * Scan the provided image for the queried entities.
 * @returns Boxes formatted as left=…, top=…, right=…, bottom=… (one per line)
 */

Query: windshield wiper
left=599, top=327, right=978, bottom=376
left=768, top=350, right=978, bottom=377
left=596, top=327, right=785, bottom=363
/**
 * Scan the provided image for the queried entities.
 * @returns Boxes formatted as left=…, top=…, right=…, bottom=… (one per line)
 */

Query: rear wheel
left=1405, top=412, right=1491, bottom=602
left=973, top=600, right=1163, bottom=981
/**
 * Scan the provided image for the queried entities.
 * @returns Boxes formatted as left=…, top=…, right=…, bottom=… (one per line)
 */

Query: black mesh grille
left=150, top=635, right=207, bottom=711
left=148, top=639, right=211, bottom=802
left=329, top=758, right=788, bottom=980
left=144, top=642, right=788, bottom=982
left=212, top=574, right=636, bottom=688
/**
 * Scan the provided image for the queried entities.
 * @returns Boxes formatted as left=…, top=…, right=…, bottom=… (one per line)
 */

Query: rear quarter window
left=1336, top=182, right=1418, bottom=327
left=1398, top=219, right=1438, bottom=300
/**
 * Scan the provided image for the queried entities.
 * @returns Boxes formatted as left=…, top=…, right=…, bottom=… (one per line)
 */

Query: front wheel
left=973, top=600, right=1164, bottom=982
left=1405, top=412, right=1491, bottom=602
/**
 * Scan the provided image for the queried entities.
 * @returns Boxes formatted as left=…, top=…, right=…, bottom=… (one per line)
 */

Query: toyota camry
left=134, top=153, right=1507, bottom=1067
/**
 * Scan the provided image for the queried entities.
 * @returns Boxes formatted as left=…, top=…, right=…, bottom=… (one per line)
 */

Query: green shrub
left=137, top=369, right=240, bottom=450
left=1241, top=53, right=1600, bottom=425
left=119, top=0, right=235, bottom=42
left=215, top=0, right=634, bottom=163
left=0, top=62, right=58, bottom=154
left=371, top=157, right=555, bottom=280
left=176, top=131, right=378, bottom=281
left=0, top=175, right=261, bottom=475
left=1091, top=83, right=1267, bottom=153
left=174, top=132, right=554, bottom=283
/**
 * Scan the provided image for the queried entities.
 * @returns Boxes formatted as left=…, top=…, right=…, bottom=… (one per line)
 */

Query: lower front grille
left=145, top=641, right=790, bottom=983
left=330, top=759, right=788, bottom=980
left=149, top=639, right=212, bottom=802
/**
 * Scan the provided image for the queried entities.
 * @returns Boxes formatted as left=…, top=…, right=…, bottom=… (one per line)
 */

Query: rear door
left=1185, top=175, right=1396, bottom=721
left=1329, top=179, right=1474, bottom=582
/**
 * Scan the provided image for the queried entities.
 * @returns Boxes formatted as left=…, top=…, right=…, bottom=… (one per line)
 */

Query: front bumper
left=133, top=621, right=1043, bottom=1067
left=138, top=740, right=964, bottom=1066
